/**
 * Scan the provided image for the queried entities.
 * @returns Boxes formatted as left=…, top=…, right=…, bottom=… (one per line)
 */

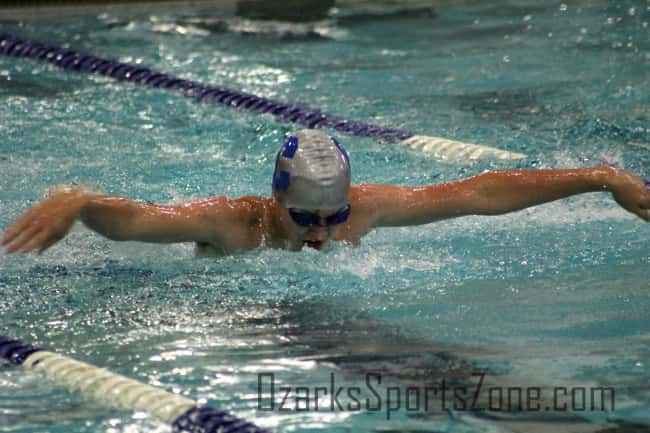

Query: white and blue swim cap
left=272, top=129, right=351, bottom=210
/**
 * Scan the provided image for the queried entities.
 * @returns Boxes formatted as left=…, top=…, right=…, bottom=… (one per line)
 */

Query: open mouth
left=303, top=240, right=323, bottom=250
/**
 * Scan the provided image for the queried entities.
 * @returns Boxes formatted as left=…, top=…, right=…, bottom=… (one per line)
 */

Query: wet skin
left=2, top=167, right=650, bottom=256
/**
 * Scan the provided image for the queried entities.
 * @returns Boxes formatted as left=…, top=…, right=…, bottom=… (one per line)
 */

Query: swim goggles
left=288, top=204, right=351, bottom=227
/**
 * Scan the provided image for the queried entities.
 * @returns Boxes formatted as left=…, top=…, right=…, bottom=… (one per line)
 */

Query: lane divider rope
left=0, top=32, right=526, bottom=160
left=0, top=335, right=270, bottom=433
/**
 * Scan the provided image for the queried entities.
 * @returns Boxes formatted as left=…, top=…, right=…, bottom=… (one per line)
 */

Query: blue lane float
left=0, top=31, right=526, bottom=160
left=0, top=335, right=270, bottom=433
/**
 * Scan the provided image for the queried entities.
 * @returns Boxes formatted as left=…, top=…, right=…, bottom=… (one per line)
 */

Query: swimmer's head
left=272, top=129, right=351, bottom=210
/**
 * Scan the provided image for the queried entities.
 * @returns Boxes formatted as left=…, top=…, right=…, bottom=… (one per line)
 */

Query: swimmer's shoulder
left=204, top=195, right=277, bottom=236
left=226, top=195, right=272, bottom=224
left=193, top=196, right=270, bottom=256
left=346, top=185, right=384, bottom=232
left=198, top=195, right=268, bottom=220
left=349, top=184, right=386, bottom=212
left=349, top=184, right=407, bottom=229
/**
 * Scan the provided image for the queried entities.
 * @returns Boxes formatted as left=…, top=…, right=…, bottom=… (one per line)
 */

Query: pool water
left=1, top=1, right=649, bottom=432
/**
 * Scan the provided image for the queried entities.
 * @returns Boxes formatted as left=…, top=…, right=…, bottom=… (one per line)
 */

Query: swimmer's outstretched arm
left=363, top=166, right=650, bottom=227
left=1, top=187, right=246, bottom=254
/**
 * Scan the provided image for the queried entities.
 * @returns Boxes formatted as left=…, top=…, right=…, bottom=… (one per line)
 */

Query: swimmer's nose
left=306, top=225, right=328, bottom=241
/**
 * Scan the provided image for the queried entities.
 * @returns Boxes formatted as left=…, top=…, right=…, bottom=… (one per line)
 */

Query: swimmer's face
left=284, top=205, right=350, bottom=251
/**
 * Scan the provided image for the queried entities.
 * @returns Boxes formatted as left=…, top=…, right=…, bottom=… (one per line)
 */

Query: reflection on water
left=1, top=260, right=649, bottom=432
left=220, top=300, right=642, bottom=433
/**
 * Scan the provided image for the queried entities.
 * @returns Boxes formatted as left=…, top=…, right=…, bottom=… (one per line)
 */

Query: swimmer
left=2, top=129, right=650, bottom=256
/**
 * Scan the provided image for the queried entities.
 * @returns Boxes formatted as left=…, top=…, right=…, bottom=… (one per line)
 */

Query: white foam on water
left=291, top=232, right=459, bottom=279
left=223, top=18, right=348, bottom=40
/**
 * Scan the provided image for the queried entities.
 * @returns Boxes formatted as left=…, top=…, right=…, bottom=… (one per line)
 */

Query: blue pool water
left=1, top=1, right=649, bottom=432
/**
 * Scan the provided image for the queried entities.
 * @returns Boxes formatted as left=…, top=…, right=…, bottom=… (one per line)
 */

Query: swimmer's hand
left=608, top=169, right=650, bottom=222
left=2, top=187, right=91, bottom=254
